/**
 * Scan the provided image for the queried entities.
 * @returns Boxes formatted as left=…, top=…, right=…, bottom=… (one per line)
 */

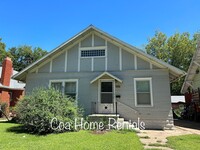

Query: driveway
left=137, top=120, right=200, bottom=150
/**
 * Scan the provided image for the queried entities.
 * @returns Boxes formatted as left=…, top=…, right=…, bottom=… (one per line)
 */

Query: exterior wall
left=67, top=44, right=79, bottom=72
left=122, top=50, right=135, bottom=70
left=10, top=90, right=24, bottom=107
left=36, top=33, right=155, bottom=73
left=38, top=62, right=50, bottom=73
left=26, top=69, right=171, bottom=129
left=52, top=53, right=65, bottom=72
left=192, top=73, right=200, bottom=90
left=26, top=32, right=171, bottom=129
left=0, top=89, right=10, bottom=115
left=107, top=42, right=119, bottom=71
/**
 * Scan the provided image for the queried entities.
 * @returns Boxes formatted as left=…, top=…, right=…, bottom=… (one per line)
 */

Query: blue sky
left=0, top=0, right=199, bottom=51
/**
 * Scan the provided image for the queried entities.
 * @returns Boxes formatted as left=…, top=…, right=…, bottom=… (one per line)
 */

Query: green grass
left=0, top=122, right=143, bottom=150
left=167, top=134, right=200, bottom=150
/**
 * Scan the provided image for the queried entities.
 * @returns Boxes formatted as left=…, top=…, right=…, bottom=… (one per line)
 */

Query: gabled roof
left=0, top=67, right=25, bottom=90
left=181, top=43, right=200, bottom=93
left=13, top=25, right=185, bottom=82
left=90, top=72, right=122, bottom=84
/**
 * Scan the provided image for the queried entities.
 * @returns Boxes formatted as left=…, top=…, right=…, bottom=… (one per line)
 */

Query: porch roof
left=90, top=72, right=122, bottom=84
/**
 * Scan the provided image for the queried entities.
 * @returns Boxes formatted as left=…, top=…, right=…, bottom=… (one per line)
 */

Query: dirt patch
left=90, top=130, right=108, bottom=134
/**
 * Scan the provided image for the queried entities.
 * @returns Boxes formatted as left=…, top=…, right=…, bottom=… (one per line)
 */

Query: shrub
left=0, top=102, right=8, bottom=118
left=15, top=88, right=83, bottom=134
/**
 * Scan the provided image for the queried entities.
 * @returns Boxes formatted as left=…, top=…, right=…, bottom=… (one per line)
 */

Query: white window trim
left=134, top=77, right=153, bottom=107
left=49, top=79, right=79, bottom=100
left=79, top=46, right=106, bottom=51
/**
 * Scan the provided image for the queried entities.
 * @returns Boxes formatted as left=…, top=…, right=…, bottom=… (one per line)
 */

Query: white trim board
left=90, top=72, right=122, bottom=84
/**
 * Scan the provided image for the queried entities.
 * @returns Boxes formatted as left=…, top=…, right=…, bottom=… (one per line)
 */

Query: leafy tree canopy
left=0, top=37, right=47, bottom=71
left=8, top=46, right=48, bottom=71
left=146, top=31, right=200, bottom=95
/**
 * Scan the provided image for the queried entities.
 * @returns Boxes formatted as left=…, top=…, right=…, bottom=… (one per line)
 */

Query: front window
left=50, top=80, right=78, bottom=99
left=51, top=82, right=62, bottom=93
left=64, top=82, right=77, bottom=99
left=134, top=78, right=153, bottom=107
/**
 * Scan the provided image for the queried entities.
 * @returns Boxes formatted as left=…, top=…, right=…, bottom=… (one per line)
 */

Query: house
left=171, top=96, right=185, bottom=110
left=13, top=25, right=185, bottom=129
left=0, top=57, right=25, bottom=114
left=181, top=43, right=200, bottom=121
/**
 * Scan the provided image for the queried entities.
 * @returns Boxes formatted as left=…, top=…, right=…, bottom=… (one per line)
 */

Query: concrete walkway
left=137, top=120, right=200, bottom=150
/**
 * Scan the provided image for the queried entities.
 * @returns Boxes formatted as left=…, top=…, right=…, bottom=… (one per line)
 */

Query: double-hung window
left=50, top=80, right=78, bottom=99
left=64, top=82, right=77, bottom=99
left=134, top=78, right=153, bottom=107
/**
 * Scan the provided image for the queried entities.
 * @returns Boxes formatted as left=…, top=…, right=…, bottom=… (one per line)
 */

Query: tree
left=8, top=46, right=48, bottom=71
left=0, top=38, right=7, bottom=63
left=146, top=31, right=200, bottom=95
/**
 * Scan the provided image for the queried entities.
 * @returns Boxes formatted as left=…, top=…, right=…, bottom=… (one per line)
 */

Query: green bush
left=0, top=102, right=8, bottom=118
left=15, top=88, right=83, bottom=134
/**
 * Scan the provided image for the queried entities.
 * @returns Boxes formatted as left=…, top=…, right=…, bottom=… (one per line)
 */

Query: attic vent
left=81, top=49, right=105, bottom=57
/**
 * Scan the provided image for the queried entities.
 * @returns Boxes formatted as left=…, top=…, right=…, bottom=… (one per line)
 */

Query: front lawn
left=167, top=134, right=200, bottom=150
left=0, top=122, right=143, bottom=150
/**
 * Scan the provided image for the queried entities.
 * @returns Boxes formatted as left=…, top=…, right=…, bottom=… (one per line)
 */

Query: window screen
left=51, top=82, right=62, bottom=93
left=64, top=82, right=76, bottom=99
left=81, top=49, right=105, bottom=57
left=136, top=80, right=152, bottom=105
left=101, top=82, right=113, bottom=103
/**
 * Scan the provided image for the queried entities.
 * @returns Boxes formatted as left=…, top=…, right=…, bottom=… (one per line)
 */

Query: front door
left=98, top=80, right=114, bottom=113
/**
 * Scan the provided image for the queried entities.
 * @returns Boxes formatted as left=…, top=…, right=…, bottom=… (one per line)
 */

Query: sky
left=0, top=0, right=200, bottom=52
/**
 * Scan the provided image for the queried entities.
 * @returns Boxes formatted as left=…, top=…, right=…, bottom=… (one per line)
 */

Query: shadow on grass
left=6, top=125, right=32, bottom=134
left=0, top=119, right=18, bottom=124
left=174, top=119, right=200, bottom=130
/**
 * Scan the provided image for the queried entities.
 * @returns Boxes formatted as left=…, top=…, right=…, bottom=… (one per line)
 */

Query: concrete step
left=116, top=118, right=141, bottom=132
left=117, top=118, right=124, bottom=123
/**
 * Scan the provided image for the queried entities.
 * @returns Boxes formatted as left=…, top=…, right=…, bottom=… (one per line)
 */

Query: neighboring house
left=0, top=57, right=25, bottom=112
left=171, top=96, right=185, bottom=110
left=13, top=25, right=185, bottom=129
left=181, top=43, right=200, bottom=120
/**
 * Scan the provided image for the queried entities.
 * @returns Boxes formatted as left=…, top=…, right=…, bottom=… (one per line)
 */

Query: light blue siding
left=26, top=31, right=173, bottom=129
left=81, top=35, right=92, bottom=47
left=107, top=42, right=120, bottom=71
left=94, top=34, right=105, bottom=46
left=93, top=58, right=105, bottom=71
left=192, top=73, right=200, bottom=89
left=26, top=69, right=171, bottom=129
left=52, top=52, right=65, bottom=72
left=38, top=62, right=50, bottom=73
left=122, top=49, right=135, bottom=70
left=80, top=58, right=91, bottom=71
left=67, top=44, right=78, bottom=72
left=137, top=57, right=150, bottom=70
